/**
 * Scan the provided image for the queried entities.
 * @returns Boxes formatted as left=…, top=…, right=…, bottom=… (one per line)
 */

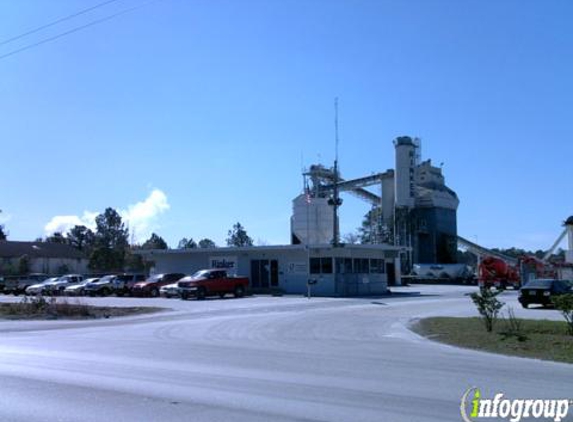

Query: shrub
left=552, top=293, right=573, bottom=336
left=470, top=288, right=505, bottom=332
left=501, top=306, right=527, bottom=341
left=5, top=296, right=92, bottom=318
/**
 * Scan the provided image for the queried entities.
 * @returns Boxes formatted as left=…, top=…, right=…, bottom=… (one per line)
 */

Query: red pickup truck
left=178, top=269, right=249, bottom=300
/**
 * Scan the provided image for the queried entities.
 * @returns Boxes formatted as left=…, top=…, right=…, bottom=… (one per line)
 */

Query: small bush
left=500, top=306, right=527, bottom=342
left=470, top=288, right=505, bottom=332
left=552, top=293, right=573, bottom=336
left=4, top=296, right=92, bottom=318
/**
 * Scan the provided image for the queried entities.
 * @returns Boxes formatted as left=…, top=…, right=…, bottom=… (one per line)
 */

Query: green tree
left=178, top=237, right=197, bottom=249
left=67, top=225, right=95, bottom=252
left=18, top=254, right=30, bottom=275
left=0, top=209, right=6, bottom=241
left=358, top=207, right=389, bottom=244
left=470, top=288, right=505, bottom=332
left=46, top=232, right=67, bottom=244
left=88, top=208, right=129, bottom=272
left=141, top=233, right=168, bottom=250
left=124, top=248, right=146, bottom=272
left=342, top=232, right=359, bottom=245
left=198, top=238, right=216, bottom=248
left=226, top=222, right=253, bottom=247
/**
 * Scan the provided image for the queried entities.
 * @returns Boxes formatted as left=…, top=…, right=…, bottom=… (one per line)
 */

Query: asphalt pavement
left=0, top=285, right=571, bottom=422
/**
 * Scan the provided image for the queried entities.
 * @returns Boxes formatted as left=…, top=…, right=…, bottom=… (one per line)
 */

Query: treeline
left=33, top=209, right=256, bottom=273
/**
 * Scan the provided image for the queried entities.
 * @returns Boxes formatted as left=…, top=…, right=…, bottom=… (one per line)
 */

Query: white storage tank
left=290, top=194, right=334, bottom=245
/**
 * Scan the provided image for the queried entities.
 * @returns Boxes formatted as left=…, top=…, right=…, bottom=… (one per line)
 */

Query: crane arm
left=542, top=229, right=567, bottom=262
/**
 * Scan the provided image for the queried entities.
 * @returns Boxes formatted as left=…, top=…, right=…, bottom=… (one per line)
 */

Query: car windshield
left=83, top=278, right=99, bottom=284
left=190, top=271, right=210, bottom=279
left=524, top=279, right=553, bottom=289
left=145, top=275, right=163, bottom=283
left=98, top=276, right=115, bottom=283
left=42, top=278, right=59, bottom=284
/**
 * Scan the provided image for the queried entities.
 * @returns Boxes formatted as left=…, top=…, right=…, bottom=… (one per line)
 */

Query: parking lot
left=0, top=285, right=571, bottom=422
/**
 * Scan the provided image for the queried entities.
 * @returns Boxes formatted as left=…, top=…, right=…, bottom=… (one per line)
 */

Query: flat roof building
left=137, top=243, right=402, bottom=297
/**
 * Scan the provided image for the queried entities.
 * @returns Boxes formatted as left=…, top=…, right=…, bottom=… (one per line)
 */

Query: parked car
left=132, top=273, right=186, bottom=297
left=114, top=274, right=146, bottom=296
left=64, top=278, right=99, bottom=296
left=178, top=269, right=249, bottom=300
left=159, top=282, right=181, bottom=298
left=518, top=279, right=573, bottom=308
left=46, top=274, right=85, bottom=295
left=25, top=277, right=61, bottom=295
left=5, top=273, right=49, bottom=295
left=83, top=275, right=117, bottom=297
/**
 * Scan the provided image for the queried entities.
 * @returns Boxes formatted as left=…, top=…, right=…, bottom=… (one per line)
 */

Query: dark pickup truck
left=178, top=269, right=249, bottom=300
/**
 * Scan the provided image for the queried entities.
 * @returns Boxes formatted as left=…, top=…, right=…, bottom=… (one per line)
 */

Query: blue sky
left=0, top=0, right=571, bottom=250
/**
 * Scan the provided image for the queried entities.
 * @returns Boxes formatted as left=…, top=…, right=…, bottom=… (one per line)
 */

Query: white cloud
left=44, top=189, right=170, bottom=243
left=121, top=189, right=170, bottom=242
left=44, top=211, right=97, bottom=235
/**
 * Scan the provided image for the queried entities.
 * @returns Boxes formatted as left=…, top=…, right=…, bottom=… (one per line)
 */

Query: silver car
left=25, top=277, right=60, bottom=295
left=46, top=274, right=84, bottom=296
left=160, top=282, right=181, bottom=298
left=64, top=278, right=99, bottom=296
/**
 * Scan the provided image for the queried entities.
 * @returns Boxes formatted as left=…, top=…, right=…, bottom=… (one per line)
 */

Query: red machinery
left=478, top=256, right=520, bottom=290
left=478, top=255, right=559, bottom=290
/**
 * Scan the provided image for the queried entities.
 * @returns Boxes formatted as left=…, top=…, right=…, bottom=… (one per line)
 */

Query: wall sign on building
left=288, top=262, right=307, bottom=274
left=209, top=256, right=237, bottom=275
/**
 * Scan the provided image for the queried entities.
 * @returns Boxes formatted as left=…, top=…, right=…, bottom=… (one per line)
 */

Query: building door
left=386, top=262, right=396, bottom=286
left=260, top=260, right=270, bottom=288
left=250, top=260, right=279, bottom=289
left=270, top=260, right=278, bottom=287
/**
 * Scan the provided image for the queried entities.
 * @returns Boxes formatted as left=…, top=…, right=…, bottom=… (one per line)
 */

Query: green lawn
left=413, top=317, right=573, bottom=364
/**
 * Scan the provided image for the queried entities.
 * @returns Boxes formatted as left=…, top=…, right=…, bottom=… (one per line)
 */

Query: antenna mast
left=332, top=98, right=341, bottom=246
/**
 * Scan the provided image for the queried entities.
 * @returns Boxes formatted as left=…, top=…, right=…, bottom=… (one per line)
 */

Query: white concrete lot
left=0, top=285, right=571, bottom=422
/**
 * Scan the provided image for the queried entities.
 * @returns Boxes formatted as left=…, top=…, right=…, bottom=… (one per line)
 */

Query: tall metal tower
left=330, top=98, right=342, bottom=247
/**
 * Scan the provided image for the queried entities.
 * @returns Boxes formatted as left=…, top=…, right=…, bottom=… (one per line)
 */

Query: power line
left=0, top=0, right=123, bottom=47
left=0, top=0, right=162, bottom=61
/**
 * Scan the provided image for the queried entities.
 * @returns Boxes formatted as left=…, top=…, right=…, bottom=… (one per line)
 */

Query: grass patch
left=413, top=317, right=573, bottom=364
left=0, top=296, right=164, bottom=320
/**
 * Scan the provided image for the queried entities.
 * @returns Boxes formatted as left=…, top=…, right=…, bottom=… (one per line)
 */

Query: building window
left=309, top=258, right=321, bottom=274
left=353, top=258, right=370, bottom=274
left=321, top=258, right=333, bottom=274
left=335, top=258, right=353, bottom=274
left=370, top=259, right=385, bottom=274
left=310, top=257, right=333, bottom=274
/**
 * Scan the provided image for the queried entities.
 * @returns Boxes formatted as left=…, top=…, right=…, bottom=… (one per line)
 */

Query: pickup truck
left=178, top=269, right=249, bottom=300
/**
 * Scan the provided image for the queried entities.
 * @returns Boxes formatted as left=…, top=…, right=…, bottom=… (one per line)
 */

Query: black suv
left=518, top=279, right=572, bottom=308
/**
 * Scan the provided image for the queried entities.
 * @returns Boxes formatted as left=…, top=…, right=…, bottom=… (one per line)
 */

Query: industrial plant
left=138, top=135, right=573, bottom=296
left=291, top=136, right=459, bottom=268
left=140, top=136, right=461, bottom=296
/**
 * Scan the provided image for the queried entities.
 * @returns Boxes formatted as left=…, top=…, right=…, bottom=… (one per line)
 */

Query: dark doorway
left=250, top=259, right=279, bottom=289
left=386, top=262, right=396, bottom=286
